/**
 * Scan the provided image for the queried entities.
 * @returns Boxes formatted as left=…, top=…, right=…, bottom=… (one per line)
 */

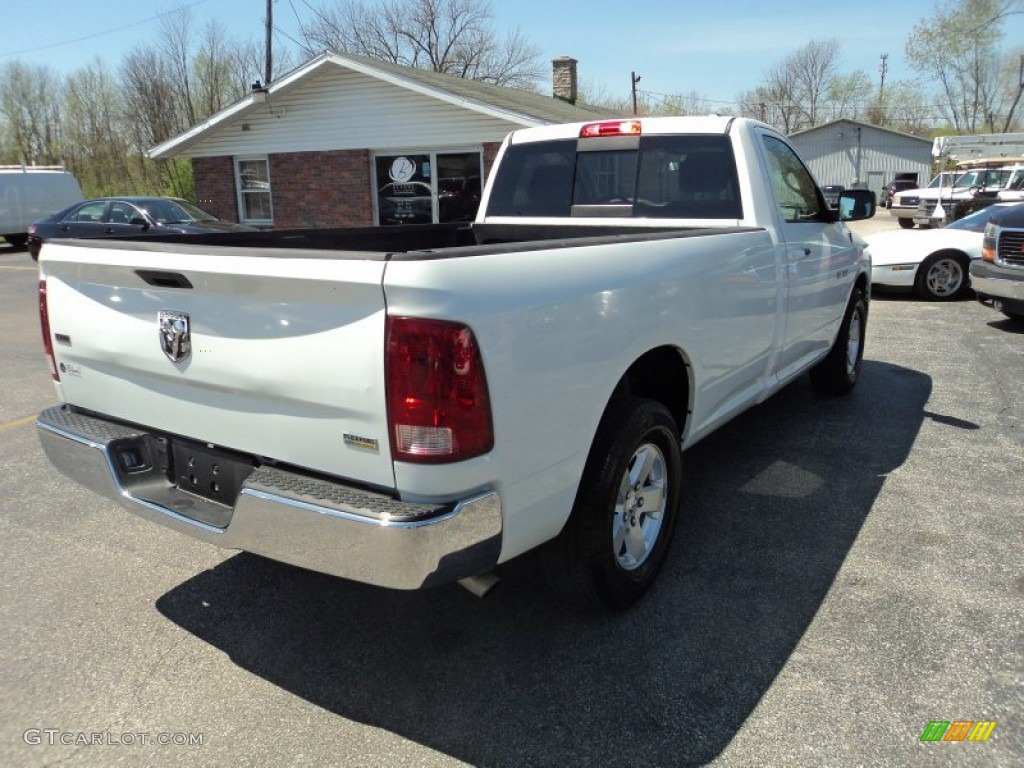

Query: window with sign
left=374, top=152, right=482, bottom=226
left=235, top=157, right=273, bottom=224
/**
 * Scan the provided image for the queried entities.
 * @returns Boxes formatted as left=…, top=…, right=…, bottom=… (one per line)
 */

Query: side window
left=762, top=135, right=823, bottom=223
left=67, top=201, right=107, bottom=223
left=108, top=202, right=139, bottom=224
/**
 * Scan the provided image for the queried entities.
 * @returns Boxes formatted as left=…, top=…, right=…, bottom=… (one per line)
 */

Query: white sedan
left=864, top=203, right=1021, bottom=300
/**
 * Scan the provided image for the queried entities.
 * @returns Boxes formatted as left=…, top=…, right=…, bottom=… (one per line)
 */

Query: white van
left=1, top=166, right=83, bottom=248
left=998, top=165, right=1024, bottom=201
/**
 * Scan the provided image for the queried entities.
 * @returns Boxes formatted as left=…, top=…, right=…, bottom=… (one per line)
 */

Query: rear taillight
left=39, top=279, right=59, bottom=381
left=385, top=317, right=493, bottom=463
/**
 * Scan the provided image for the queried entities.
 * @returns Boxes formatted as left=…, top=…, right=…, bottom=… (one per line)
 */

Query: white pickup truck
left=36, top=116, right=874, bottom=610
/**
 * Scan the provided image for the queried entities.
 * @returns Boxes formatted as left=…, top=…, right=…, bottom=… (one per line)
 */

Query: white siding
left=186, top=67, right=520, bottom=158
left=790, top=122, right=932, bottom=192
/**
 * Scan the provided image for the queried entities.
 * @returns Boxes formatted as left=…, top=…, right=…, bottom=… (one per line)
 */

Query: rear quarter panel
left=384, top=228, right=780, bottom=560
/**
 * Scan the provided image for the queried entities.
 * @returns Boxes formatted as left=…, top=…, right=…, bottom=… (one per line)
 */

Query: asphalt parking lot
left=1, top=218, right=1021, bottom=766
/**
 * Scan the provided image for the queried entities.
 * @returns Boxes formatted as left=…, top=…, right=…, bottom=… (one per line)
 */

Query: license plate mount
left=169, top=438, right=255, bottom=507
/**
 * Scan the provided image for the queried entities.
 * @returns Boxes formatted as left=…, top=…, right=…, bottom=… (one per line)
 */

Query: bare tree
left=225, top=38, right=301, bottom=93
left=193, top=20, right=235, bottom=118
left=905, top=0, right=1023, bottom=132
left=736, top=41, right=843, bottom=132
left=997, top=52, right=1024, bottom=131
left=738, top=80, right=802, bottom=133
left=302, top=0, right=544, bottom=88
left=789, top=39, right=842, bottom=127
left=159, top=8, right=199, bottom=127
left=121, top=47, right=191, bottom=195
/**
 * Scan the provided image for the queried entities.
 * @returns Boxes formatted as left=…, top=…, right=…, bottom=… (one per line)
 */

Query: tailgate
left=40, top=241, right=395, bottom=490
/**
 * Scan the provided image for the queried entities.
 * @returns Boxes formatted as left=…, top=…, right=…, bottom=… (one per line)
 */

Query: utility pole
left=264, top=0, right=273, bottom=85
left=878, top=53, right=888, bottom=101
left=631, top=72, right=641, bottom=116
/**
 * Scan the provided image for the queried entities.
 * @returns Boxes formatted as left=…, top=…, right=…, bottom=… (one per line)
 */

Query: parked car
left=882, top=179, right=918, bottom=208
left=822, top=184, right=845, bottom=210
left=971, top=201, right=1024, bottom=320
left=27, top=196, right=256, bottom=260
left=864, top=202, right=1020, bottom=300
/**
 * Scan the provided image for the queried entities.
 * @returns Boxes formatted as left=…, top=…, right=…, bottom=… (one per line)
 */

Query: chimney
left=552, top=56, right=578, bottom=105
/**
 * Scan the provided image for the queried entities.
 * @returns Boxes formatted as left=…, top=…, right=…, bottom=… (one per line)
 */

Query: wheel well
left=855, top=271, right=868, bottom=297
left=925, top=249, right=969, bottom=264
left=616, top=346, right=690, bottom=436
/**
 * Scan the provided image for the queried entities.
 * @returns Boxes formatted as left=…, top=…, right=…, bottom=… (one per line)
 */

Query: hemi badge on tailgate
left=344, top=434, right=379, bottom=452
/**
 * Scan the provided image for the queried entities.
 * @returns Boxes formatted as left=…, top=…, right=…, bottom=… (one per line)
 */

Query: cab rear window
left=486, top=135, right=742, bottom=219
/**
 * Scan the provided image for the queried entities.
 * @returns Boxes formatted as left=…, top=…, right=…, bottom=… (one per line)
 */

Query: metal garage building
left=789, top=119, right=933, bottom=201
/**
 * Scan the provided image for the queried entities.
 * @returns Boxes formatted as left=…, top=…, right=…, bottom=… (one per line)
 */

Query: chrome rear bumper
left=36, top=406, right=502, bottom=589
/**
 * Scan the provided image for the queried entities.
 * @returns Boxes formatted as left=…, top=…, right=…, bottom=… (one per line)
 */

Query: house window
left=373, top=151, right=482, bottom=226
left=235, top=157, right=273, bottom=224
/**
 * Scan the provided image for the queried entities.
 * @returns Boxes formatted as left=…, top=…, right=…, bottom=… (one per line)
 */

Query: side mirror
left=837, top=189, right=876, bottom=221
left=129, top=217, right=149, bottom=229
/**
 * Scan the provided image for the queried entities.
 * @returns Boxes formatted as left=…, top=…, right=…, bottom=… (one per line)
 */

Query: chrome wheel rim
left=612, top=442, right=668, bottom=571
left=925, top=259, right=964, bottom=297
left=846, top=306, right=863, bottom=376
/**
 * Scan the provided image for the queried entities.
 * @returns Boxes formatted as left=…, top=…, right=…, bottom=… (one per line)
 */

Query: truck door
left=759, top=133, right=858, bottom=378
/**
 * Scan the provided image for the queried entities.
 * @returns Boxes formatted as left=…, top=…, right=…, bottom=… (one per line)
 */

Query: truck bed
left=85, top=220, right=760, bottom=260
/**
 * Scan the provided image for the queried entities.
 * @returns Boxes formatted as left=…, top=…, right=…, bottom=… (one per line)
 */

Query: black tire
left=897, top=218, right=915, bottom=229
left=542, top=397, right=682, bottom=611
left=914, top=252, right=969, bottom=300
left=810, top=286, right=867, bottom=396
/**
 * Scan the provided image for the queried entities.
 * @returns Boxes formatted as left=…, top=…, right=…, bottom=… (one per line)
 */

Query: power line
left=0, top=0, right=212, bottom=60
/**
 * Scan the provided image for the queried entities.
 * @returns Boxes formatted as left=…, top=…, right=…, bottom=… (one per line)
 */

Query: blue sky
left=3, top=0, right=1023, bottom=110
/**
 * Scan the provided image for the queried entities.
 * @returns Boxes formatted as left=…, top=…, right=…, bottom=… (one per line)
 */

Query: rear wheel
left=542, top=397, right=682, bottom=611
left=810, top=287, right=867, bottom=396
left=915, top=252, right=969, bottom=300
left=897, top=218, right=915, bottom=229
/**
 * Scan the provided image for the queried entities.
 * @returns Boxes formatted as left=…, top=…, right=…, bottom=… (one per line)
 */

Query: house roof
left=148, top=51, right=612, bottom=160
left=789, top=118, right=932, bottom=144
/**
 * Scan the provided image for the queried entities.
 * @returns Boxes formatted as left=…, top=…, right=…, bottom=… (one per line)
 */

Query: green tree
left=905, top=0, right=1024, bottom=132
left=0, top=62, right=64, bottom=165
left=61, top=60, right=137, bottom=196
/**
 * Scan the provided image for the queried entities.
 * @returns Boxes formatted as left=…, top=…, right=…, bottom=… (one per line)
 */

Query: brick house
left=147, top=52, right=609, bottom=228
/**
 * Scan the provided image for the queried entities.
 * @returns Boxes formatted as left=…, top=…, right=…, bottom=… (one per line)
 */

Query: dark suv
left=971, top=202, right=1024, bottom=321
left=883, top=179, right=918, bottom=209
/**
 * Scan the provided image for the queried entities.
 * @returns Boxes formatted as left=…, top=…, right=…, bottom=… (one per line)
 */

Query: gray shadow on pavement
left=157, top=360, right=931, bottom=767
